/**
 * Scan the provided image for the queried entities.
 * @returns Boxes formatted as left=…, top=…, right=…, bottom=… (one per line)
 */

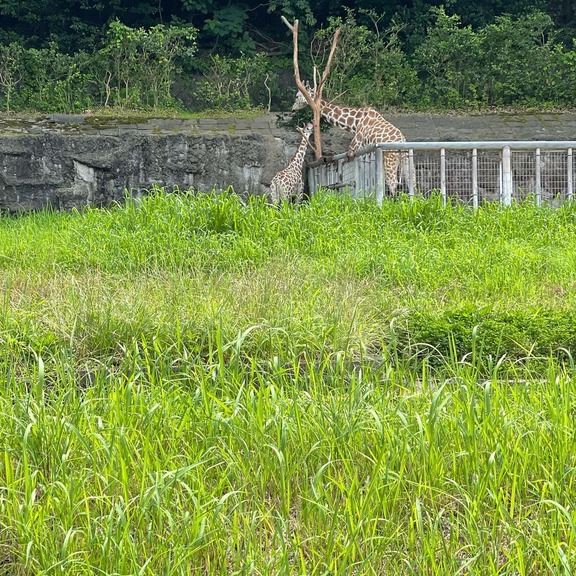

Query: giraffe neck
left=319, top=100, right=361, bottom=132
left=290, top=133, right=310, bottom=168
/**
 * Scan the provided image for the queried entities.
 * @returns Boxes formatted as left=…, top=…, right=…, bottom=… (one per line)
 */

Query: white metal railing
left=307, top=141, right=576, bottom=206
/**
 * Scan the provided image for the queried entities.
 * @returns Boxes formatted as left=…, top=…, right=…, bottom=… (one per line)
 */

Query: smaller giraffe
left=292, top=85, right=413, bottom=196
left=270, top=122, right=314, bottom=205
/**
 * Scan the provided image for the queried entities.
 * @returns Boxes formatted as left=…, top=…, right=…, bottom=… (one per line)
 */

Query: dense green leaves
left=2, top=1, right=576, bottom=111
left=100, top=21, right=198, bottom=108
left=0, top=0, right=574, bottom=55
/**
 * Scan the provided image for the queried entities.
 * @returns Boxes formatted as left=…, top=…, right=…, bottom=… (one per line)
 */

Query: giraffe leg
left=383, top=152, right=400, bottom=197
left=295, top=182, right=305, bottom=205
left=399, top=151, right=416, bottom=193
left=347, top=134, right=362, bottom=158
left=270, top=182, right=280, bottom=205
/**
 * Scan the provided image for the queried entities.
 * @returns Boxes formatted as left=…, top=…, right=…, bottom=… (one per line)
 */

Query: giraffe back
left=354, top=107, right=406, bottom=146
left=291, top=85, right=406, bottom=145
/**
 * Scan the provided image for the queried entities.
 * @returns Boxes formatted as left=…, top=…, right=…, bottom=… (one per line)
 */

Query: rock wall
left=2, top=111, right=576, bottom=212
left=0, top=131, right=289, bottom=212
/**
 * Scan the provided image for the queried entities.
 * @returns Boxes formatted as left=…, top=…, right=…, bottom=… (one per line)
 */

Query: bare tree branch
left=281, top=17, right=314, bottom=109
left=282, top=16, right=341, bottom=160
left=319, top=27, right=341, bottom=95
left=282, top=16, right=322, bottom=159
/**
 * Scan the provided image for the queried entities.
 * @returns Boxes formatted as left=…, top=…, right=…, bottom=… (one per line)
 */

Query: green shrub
left=0, top=43, right=24, bottom=111
left=18, top=45, right=95, bottom=112
left=412, top=8, right=482, bottom=109
left=98, top=20, right=198, bottom=109
left=192, top=53, right=275, bottom=111
left=478, top=12, right=559, bottom=107
left=312, top=9, right=420, bottom=107
left=395, top=308, right=576, bottom=368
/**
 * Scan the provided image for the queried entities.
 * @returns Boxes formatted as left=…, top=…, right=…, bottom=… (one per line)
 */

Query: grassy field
left=1, top=189, right=576, bottom=575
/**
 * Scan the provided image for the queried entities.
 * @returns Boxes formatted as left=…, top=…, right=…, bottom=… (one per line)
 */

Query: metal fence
left=307, top=141, right=576, bottom=206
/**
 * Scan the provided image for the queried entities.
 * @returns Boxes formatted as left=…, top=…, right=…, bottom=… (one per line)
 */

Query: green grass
left=82, top=107, right=268, bottom=122
left=1, top=189, right=576, bottom=574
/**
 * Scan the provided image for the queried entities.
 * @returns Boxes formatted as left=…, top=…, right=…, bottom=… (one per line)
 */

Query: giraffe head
left=291, top=82, right=315, bottom=111
left=297, top=121, right=314, bottom=140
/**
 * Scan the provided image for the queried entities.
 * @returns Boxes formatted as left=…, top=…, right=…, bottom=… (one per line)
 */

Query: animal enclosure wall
left=308, top=142, right=576, bottom=206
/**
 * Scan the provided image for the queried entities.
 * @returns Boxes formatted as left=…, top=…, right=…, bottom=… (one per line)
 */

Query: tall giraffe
left=292, top=86, right=411, bottom=196
left=270, top=122, right=314, bottom=205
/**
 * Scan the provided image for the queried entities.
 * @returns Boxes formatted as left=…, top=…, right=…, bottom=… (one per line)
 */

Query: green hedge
left=393, top=307, right=576, bottom=367
left=3, top=9, right=576, bottom=113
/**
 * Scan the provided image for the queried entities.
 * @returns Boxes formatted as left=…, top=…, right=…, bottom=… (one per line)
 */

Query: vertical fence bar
left=314, top=165, right=319, bottom=195
left=359, top=156, right=363, bottom=199
left=354, top=155, right=360, bottom=199
left=313, top=166, right=318, bottom=195
left=363, top=154, right=369, bottom=199
left=356, top=156, right=362, bottom=199
left=408, top=149, right=415, bottom=197
left=363, top=154, right=374, bottom=198
left=501, top=145, right=513, bottom=206
left=535, top=148, right=541, bottom=206
left=568, top=148, right=573, bottom=201
left=309, top=165, right=316, bottom=196
left=375, top=148, right=384, bottom=205
left=499, top=162, right=502, bottom=204
left=440, top=148, right=446, bottom=204
left=363, top=154, right=368, bottom=196
left=365, top=154, right=371, bottom=198
left=472, top=148, right=478, bottom=209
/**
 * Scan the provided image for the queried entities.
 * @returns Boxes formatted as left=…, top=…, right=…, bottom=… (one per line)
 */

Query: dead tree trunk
left=281, top=16, right=341, bottom=160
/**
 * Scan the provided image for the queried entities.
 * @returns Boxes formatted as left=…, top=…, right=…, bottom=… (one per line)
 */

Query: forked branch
left=281, top=16, right=341, bottom=160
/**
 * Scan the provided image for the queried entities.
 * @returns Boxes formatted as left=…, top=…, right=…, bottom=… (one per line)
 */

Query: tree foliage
left=2, top=1, right=576, bottom=112
left=99, top=21, right=197, bottom=108
left=313, top=9, right=419, bottom=106
left=1, top=0, right=574, bottom=55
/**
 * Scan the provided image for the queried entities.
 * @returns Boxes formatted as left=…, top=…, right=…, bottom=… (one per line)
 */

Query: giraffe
left=292, top=85, right=411, bottom=197
left=270, top=122, right=314, bottom=205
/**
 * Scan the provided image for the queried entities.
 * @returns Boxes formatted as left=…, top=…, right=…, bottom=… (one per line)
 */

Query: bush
left=312, top=9, right=419, bottom=107
left=97, top=21, right=198, bottom=109
left=19, top=45, right=95, bottom=113
left=0, top=43, right=23, bottom=111
left=394, top=307, right=576, bottom=369
left=412, top=8, right=482, bottom=108
left=192, top=52, right=276, bottom=111
left=478, top=12, right=559, bottom=107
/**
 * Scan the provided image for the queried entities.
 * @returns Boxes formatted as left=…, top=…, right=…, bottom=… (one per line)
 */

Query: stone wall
left=0, top=114, right=320, bottom=211
left=1, top=111, right=576, bottom=211
left=0, top=129, right=290, bottom=211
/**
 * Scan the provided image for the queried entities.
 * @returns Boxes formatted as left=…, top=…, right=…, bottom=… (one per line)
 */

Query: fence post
left=440, top=148, right=446, bottom=204
left=308, top=164, right=315, bottom=197
left=353, top=156, right=360, bottom=201
left=501, top=145, right=513, bottom=206
left=408, top=149, right=415, bottom=197
left=375, top=148, right=384, bottom=205
left=568, top=148, right=573, bottom=201
left=472, top=148, right=478, bottom=209
left=535, top=148, right=541, bottom=206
